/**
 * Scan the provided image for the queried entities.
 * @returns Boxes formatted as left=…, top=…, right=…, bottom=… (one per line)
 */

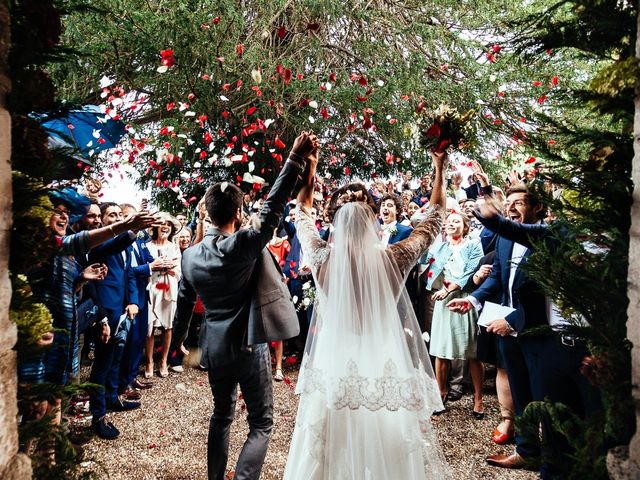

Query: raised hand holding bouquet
left=418, top=103, right=475, bottom=153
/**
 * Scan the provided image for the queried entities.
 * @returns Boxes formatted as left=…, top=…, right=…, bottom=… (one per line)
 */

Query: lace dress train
left=284, top=204, right=450, bottom=479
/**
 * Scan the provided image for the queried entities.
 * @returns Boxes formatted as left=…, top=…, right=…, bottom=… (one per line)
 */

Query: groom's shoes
left=486, top=452, right=527, bottom=469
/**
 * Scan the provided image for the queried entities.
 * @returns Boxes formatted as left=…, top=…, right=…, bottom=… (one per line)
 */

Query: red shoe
left=491, top=428, right=513, bottom=445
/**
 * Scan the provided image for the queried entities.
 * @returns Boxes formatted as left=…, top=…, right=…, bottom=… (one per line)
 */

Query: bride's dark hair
left=326, top=182, right=377, bottom=222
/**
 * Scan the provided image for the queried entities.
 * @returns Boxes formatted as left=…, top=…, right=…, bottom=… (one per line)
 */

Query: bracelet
left=108, top=225, right=117, bottom=238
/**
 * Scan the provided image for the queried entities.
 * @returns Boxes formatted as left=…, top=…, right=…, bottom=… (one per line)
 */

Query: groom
left=173, top=132, right=317, bottom=480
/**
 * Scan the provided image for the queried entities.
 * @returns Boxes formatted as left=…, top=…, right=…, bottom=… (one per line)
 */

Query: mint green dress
left=429, top=243, right=479, bottom=360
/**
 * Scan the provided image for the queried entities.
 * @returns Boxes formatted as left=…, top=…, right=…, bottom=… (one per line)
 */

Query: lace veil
left=286, top=202, right=450, bottom=479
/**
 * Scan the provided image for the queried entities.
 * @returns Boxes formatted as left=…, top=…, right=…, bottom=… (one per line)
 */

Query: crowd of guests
left=21, top=158, right=600, bottom=479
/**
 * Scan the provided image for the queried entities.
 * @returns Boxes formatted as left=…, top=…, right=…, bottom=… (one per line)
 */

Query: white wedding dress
left=284, top=202, right=451, bottom=479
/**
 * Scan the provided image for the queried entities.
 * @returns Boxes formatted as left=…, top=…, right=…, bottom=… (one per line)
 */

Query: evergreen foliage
left=8, top=0, right=98, bottom=477
left=506, top=0, right=637, bottom=477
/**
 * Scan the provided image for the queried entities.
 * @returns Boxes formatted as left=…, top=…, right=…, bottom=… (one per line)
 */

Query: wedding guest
left=86, top=202, right=159, bottom=439
left=425, top=212, right=484, bottom=415
left=379, top=194, right=412, bottom=246
left=175, top=226, right=193, bottom=253
left=412, top=173, right=433, bottom=206
left=145, top=213, right=182, bottom=378
left=463, top=251, right=516, bottom=444
left=267, top=228, right=291, bottom=381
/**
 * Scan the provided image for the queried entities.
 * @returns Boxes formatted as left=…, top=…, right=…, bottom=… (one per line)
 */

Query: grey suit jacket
left=173, top=158, right=302, bottom=368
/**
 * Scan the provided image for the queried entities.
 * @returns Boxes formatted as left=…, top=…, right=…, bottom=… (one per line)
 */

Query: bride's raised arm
left=294, top=136, right=329, bottom=276
left=389, top=151, right=447, bottom=275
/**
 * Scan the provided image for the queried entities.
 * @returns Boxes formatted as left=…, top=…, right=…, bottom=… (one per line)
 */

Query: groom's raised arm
left=229, top=132, right=316, bottom=258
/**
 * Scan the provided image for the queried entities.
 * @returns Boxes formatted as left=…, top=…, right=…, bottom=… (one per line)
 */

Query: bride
left=284, top=148, right=451, bottom=479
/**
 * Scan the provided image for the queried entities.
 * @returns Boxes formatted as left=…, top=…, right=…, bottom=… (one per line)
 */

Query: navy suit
left=475, top=213, right=601, bottom=478
left=119, top=236, right=154, bottom=390
left=88, top=232, right=138, bottom=421
left=387, top=223, right=412, bottom=245
left=471, top=226, right=546, bottom=461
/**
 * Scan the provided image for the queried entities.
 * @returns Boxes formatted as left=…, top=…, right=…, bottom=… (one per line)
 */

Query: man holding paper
left=447, top=183, right=548, bottom=472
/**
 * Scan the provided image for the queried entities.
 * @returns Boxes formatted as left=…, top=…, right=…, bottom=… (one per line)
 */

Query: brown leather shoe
left=132, top=379, right=153, bottom=390
left=486, top=452, right=527, bottom=469
left=119, top=386, right=142, bottom=401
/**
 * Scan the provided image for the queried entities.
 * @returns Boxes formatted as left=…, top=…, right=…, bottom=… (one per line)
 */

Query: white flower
left=302, top=281, right=312, bottom=290
left=308, top=100, right=318, bottom=109
left=251, top=68, right=262, bottom=84
left=302, top=298, right=311, bottom=307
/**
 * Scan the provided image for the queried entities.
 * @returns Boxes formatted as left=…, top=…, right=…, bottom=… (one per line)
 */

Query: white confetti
left=156, top=65, right=169, bottom=74
left=99, top=75, right=115, bottom=88
left=220, top=181, right=229, bottom=192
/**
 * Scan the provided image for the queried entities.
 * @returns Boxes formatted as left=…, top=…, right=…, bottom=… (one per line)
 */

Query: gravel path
left=73, top=363, right=537, bottom=480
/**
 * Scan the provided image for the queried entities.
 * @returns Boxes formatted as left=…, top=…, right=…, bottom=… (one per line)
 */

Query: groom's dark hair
left=205, top=182, right=244, bottom=227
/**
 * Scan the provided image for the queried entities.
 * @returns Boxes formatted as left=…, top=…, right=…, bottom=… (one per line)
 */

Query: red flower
left=434, top=139, right=450, bottom=153
left=386, top=152, right=394, bottom=164
left=491, top=44, right=502, bottom=53
left=277, top=26, right=287, bottom=39
left=344, top=166, right=351, bottom=175
left=537, top=95, right=547, bottom=105
left=551, top=75, right=559, bottom=86
left=548, top=139, right=556, bottom=145
left=283, top=68, right=292, bottom=85
left=198, top=114, right=208, bottom=126
left=526, top=156, right=537, bottom=164
left=533, top=81, right=542, bottom=87
left=486, top=52, right=496, bottom=63
left=285, top=356, right=297, bottom=365
left=236, top=43, right=244, bottom=56
left=358, top=75, right=368, bottom=86
left=160, top=48, right=175, bottom=67
left=159, top=127, right=169, bottom=136
left=320, top=107, right=329, bottom=119
left=274, top=137, right=286, bottom=149
left=424, top=123, right=441, bottom=138
left=329, top=73, right=337, bottom=82
left=246, top=106, right=257, bottom=116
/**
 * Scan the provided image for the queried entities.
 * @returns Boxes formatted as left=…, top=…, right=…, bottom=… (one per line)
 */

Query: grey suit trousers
left=207, top=343, right=273, bottom=480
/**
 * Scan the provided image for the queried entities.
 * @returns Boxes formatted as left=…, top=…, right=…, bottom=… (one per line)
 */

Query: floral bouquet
left=417, top=104, right=475, bottom=153
left=296, top=280, right=317, bottom=312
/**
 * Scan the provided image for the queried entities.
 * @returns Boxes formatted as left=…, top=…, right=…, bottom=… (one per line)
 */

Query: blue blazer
left=422, top=238, right=483, bottom=290
left=388, top=223, right=413, bottom=245
left=471, top=214, right=550, bottom=332
left=130, top=237, right=154, bottom=308
left=88, top=233, right=138, bottom=318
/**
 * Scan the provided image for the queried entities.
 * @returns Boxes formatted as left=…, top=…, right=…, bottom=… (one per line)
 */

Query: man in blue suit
left=88, top=202, right=146, bottom=439
left=379, top=194, right=412, bottom=246
left=465, top=188, right=601, bottom=479
left=118, top=204, right=163, bottom=398
left=448, top=184, right=548, bottom=472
